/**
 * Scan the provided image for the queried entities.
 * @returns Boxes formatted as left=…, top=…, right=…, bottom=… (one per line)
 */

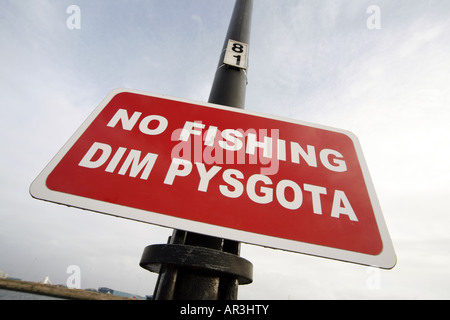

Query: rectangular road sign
left=30, top=88, right=396, bottom=269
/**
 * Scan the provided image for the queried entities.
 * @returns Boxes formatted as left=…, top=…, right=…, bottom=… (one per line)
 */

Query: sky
left=1, top=0, right=450, bottom=299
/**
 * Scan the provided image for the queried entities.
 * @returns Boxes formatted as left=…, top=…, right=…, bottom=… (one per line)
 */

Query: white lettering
left=78, top=142, right=158, bottom=180
left=78, top=142, right=111, bottom=169
left=180, top=304, right=214, bottom=317
left=219, top=169, right=244, bottom=198
left=171, top=121, right=349, bottom=175
left=138, top=115, right=168, bottom=135
left=118, top=150, right=158, bottom=180
left=105, top=147, right=127, bottom=173
left=277, top=139, right=287, bottom=161
left=204, top=125, right=218, bottom=147
left=291, top=142, right=317, bottom=167
left=164, top=158, right=193, bottom=185
left=107, top=109, right=168, bottom=135
left=219, top=129, right=244, bottom=151
left=320, top=149, right=347, bottom=172
left=107, top=109, right=141, bottom=131
left=246, top=133, right=272, bottom=158
left=247, top=174, right=273, bottom=204
left=276, top=180, right=303, bottom=210
left=331, top=190, right=358, bottom=221
left=195, top=163, right=222, bottom=192
left=303, top=184, right=327, bottom=215
left=179, top=121, right=205, bottom=141
left=220, top=169, right=357, bottom=221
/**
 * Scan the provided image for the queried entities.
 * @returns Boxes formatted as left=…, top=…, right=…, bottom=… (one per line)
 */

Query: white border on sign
left=30, top=88, right=397, bottom=270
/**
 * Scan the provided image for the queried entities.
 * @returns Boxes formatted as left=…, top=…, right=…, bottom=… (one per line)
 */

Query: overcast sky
left=1, top=0, right=450, bottom=299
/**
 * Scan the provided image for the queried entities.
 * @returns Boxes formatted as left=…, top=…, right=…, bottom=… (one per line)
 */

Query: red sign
left=30, top=89, right=396, bottom=269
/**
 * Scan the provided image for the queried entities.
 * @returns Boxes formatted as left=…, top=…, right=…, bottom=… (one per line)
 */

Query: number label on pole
left=224, top=39, right=248, bottom=70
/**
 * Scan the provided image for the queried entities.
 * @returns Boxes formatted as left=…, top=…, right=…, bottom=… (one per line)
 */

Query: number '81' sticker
left=224, top=39, right=248, bottom=70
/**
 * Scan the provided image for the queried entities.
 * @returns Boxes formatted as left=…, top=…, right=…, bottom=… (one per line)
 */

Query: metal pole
left=209, top=0, right=253, bottom=109
left=140, top=0, right=254, bottom=300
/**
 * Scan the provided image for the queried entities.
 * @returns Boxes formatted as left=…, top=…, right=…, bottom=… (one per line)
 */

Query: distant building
left=98, top=287, right=144, bottom=300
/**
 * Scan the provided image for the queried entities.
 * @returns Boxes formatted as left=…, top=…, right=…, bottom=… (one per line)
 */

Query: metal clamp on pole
left=141, top=230, right=253, bottom=300
left=140, top=244, right=253, bottom=285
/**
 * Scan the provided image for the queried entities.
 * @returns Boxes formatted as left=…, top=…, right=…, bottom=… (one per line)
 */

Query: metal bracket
left=140, top=244, right=253, bottom=285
